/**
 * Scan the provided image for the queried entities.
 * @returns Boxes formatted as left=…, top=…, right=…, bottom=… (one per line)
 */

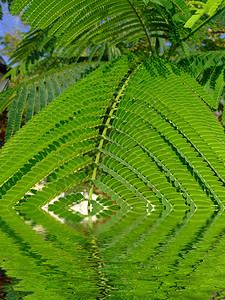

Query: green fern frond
left=10, top=0, right=149, bottom=52
left=177, top=51, right=225, bottom=107
left=8, top=0, right=192, bottom=62
left=7, top=31, right=122, bottom=78
left=0, top=62, right=101, bottom=140
left=185, top=0, right=225, bottom=28
left=1, top=56, right=225, bottom=219
left=0, top=56, right=135, bottom=204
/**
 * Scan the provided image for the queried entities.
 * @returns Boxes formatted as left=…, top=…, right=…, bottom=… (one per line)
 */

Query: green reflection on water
left=0, top=201, right=225, bottom=299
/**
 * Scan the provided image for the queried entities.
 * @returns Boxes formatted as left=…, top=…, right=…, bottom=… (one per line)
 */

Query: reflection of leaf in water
left=2, top=189, right=225, bottom=299
left=0, top=207, right=112, bottom=299
left=93, top=209, right=225, bottom=299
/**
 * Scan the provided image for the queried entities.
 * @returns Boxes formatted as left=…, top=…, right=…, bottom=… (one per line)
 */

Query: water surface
left=1, top=201, right=225, bottom=299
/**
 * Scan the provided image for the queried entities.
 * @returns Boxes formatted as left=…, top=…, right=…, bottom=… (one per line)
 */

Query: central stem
left=87, top=75, right=132, bottom=207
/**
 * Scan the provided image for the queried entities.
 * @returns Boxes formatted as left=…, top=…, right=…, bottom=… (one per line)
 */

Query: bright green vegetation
left=0, top=0, right=225, bottom=298
left=2, top=194, right=225, bottom=299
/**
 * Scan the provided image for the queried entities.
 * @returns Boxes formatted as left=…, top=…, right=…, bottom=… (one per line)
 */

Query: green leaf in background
left=0, top=62, right=101, bottom=139
left=185, top=0, right=225, bottom=28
